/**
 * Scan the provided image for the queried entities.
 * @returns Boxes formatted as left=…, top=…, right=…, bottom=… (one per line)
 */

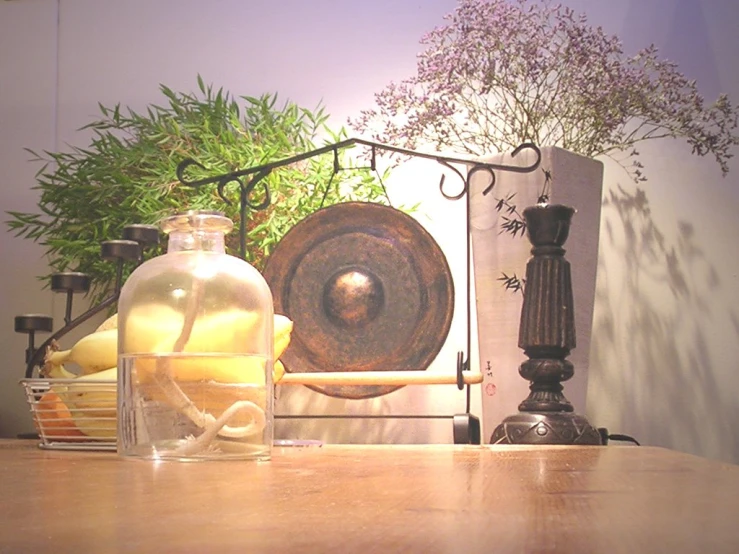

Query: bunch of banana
left=40, top=314, right=120, bottom=438
left=41, top=309, right=294, bottom=439
left=43, top=329, right=118, bottom=379
left=57, top=368, right=118, bottom=438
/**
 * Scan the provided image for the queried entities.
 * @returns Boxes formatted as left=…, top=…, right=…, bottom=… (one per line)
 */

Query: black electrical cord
left=598, top=428, right=641, bottom=446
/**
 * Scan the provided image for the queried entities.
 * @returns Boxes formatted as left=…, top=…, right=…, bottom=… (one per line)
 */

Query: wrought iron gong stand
left=15, top=137, right=544, bottom=445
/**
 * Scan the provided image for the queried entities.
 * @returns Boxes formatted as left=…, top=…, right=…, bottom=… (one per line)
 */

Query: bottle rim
left=159, top=210, right=234, bottom=235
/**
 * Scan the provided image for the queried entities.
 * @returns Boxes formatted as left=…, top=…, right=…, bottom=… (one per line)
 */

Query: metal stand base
left=491, top=412, right=602, bottom=445
left=453, top=414, right=481, bottom=445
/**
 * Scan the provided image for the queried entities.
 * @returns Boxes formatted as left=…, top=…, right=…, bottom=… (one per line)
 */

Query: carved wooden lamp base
left=490, top=204, right=602, bottom=445
left=492, top=413, right=601, bottom=445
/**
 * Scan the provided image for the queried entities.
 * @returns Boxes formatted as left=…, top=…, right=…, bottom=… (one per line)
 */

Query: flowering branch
left=351, top=0, right=739, bottom=182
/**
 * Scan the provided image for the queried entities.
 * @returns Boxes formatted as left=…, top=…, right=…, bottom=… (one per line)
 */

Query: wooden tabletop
left=0, top=440, right=738, bottom=553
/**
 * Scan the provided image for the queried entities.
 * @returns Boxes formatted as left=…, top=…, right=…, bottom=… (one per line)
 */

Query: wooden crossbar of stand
left=278, top=371, right=483, bottom=386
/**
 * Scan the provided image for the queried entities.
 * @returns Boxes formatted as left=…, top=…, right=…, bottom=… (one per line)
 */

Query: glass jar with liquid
left=117, top=210, right=274, bottom=460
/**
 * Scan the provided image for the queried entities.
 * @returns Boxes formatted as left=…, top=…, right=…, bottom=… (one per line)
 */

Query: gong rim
left=263, top=202, right=455, bottom=399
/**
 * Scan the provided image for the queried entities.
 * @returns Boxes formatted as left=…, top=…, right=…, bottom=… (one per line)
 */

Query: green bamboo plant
left=6, top=77, right=389, bottom=304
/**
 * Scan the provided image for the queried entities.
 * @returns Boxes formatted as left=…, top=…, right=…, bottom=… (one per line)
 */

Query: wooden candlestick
left=491, top=204, right=602, bottom=445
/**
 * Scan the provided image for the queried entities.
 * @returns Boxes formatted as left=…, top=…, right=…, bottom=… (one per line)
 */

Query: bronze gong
left=263, top=201, right=455, bottom=399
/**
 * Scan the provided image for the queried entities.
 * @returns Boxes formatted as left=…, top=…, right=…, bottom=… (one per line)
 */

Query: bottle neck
left=167, top=230, right=226, bottom=253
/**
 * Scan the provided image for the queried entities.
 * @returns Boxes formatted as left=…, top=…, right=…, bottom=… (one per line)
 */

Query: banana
left=274, top=314, right=293, bottom=359
left=57, top=360, right=283, bottom=440
left=44, top=329, right=118, bottom=377
left=274, top=359, right=286, bottom=383
left=43, top=308, right=291, bottom=382
left=122, top=305, right=262, bottom=355
left=120, top=304, right=185, bottom=354
left=48, top=312, right=292, bottom=440
left=57, top=366, right=117, bottom=438
left=42, top=308, right=292, bottom=438
left=95, top=313, right=118, bottom=332
left=45, top=364, right=77, bottom=379
left=41, top=344, right=77, bottom=379
left=126, top=308, right=293, bottom=385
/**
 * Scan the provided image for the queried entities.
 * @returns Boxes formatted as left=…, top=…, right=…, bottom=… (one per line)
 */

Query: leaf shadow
left=589, top=184, right=739, bottom=462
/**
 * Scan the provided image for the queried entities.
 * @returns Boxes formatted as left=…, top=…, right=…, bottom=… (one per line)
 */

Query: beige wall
left=1, top=0, right=58, bottom=435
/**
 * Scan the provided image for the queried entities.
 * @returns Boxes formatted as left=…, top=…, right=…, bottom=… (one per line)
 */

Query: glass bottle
left=117, top=210, right=274, bottom=460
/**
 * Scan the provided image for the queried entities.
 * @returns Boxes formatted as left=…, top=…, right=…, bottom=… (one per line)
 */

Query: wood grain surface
left=0, top=440, right=737, bottom=553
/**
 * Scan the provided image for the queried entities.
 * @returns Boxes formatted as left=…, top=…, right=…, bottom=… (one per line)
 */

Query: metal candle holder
left=14, top=225, right=160, bottom=379
left=490, top=203, right=602, bottom=445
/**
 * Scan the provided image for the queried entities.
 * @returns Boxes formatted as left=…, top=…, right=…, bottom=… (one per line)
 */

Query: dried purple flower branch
left=351, top=0, right=739, bottom=181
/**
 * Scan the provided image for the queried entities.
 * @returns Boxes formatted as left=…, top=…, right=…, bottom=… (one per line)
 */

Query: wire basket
left=20, top=378, right=117, bottom=451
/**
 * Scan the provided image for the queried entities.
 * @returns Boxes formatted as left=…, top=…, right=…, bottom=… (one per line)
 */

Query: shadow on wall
left=589, top=184, right=739, bottom=462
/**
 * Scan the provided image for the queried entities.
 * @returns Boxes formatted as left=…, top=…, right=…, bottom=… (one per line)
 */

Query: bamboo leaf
left=5, top=77, right=391, bottom=303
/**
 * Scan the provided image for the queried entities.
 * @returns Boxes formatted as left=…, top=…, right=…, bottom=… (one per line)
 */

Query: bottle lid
left=160, top=210, right=233, bottom=235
